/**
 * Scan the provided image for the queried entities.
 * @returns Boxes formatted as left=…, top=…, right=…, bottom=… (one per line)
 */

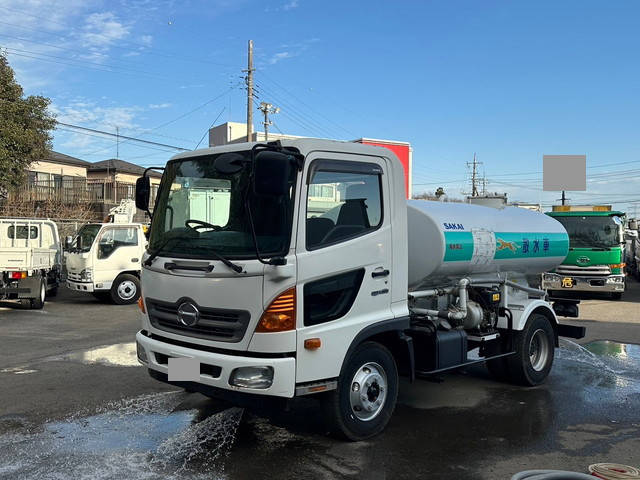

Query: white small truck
left=134, top=139, right=585, bottom=440
left=66, top=200, right=147, bottom=304
left=0, top=218, right=62, bottom=309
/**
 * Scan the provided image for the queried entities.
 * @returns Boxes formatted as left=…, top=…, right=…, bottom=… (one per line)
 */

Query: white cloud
left=81, top=12, right=130, bottom=49
left=52, top=100, right=140, bottom=130
left=269, top=51, right=293, bottom=64
left=282, top=0, right=299, bottom=10
left=148, top=103, right=171, bottom=109
left=140, top=35, right=153, bottom=46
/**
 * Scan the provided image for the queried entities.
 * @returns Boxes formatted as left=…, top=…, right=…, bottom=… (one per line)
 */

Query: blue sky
left=2, top=0, right=640, bottom=213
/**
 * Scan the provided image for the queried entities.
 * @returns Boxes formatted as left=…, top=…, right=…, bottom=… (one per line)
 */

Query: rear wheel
left=322, top=341, right=398, bottom=441
left=29, top=277, right=46, bottom=310
left=505, top=313, right=555, bottom=386
left=110, top=274, right=140, bottom=305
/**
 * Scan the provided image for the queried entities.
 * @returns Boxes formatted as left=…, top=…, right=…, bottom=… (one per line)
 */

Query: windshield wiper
left=194, top=246, right=244, bottom=274
left=144, top=236, right=187, bottom=266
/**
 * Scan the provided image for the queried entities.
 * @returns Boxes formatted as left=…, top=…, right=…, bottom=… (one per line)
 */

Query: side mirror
left=136, top=176, right=151, bottom=211
left=253, top=150, right=292, bottom=196
left=65, top=235, right=73, bottom=249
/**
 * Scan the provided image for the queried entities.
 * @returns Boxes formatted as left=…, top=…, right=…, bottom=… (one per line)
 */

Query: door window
left=306, top=167, right=382, bottom=249
left=97, top=227, right=138, bottom=259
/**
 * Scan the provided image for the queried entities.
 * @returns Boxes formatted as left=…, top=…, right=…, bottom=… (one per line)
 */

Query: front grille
left=67, top=271, right=81, bottom=281
left=556, top=265, right=611, bottom=276
left=146, top=298, right=251, bottom=343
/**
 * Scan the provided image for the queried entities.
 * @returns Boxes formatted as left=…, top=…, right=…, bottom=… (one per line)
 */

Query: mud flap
left=557, top=323, right=586, bottom=339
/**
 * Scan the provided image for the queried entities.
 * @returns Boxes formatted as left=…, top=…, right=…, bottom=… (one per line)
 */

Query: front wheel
left=611, top=292, right=623, bottom=300
left=110, top=274, right=140, bottom=305
left=321, top=341, right=398, bottom=441
left=506, top=313, right=555, bottom=386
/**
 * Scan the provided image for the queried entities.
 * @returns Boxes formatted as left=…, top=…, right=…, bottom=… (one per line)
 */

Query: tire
left=505, top=313, right=555, bottom=386
left=611, top=292, right=623, bottom=300
left=321, top=341, right=398, bottom=441
left=110, top=274, right=140, bottom=305
left=29, top=277, right=46, bottom=310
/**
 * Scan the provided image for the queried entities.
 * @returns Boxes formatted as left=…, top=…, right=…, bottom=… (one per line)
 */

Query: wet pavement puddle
left=1, top=340, right=639, bottom=479
left=0, top=392, right=243, bottom=479
left=47, top=342, right=139, bottom=367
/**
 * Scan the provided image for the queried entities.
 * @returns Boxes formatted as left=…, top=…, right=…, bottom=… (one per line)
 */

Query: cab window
left=8, top=226, right=38, bottom=239
left=306, top=162, right=382, bottom=250
left=97, top=227, right=138, bottom=259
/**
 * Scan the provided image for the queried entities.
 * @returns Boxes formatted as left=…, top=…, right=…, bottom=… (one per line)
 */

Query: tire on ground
left=29, top=276, right=46, bottom=310
left=110, top=274, right=140, bottom=305
left=321, top=341, right=398, bottom=441
left=505, top=313, right=555, bottom=386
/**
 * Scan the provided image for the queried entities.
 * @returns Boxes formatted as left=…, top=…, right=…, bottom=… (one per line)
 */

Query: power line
left=57, top=122, right=189, bottom=151
left=194, top=107, right=226, bottom=150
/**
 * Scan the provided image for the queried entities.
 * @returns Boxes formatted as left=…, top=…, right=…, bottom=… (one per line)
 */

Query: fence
left=6, top=179, right=153, bottom=205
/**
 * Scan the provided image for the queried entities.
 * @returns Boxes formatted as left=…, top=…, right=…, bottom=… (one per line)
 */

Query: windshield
left=71, top=224, right=101, bottom=253
left=554, top=215, right=621, bottom=249
left=148, top=150, right=297, bottom=260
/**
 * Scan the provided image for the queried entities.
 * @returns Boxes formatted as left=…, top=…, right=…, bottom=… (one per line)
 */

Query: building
left=208, top=122, right=413, bottom=198
left=21, top=151, right=90, bottom=203
left=87, top=158, right=162, bottom=205
left=467, top=194, right=508, bottom=208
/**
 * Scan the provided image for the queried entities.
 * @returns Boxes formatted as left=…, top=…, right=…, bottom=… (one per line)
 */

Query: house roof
left=89, top=158, right=163, bottom=178
left=45, top=151, right=92, bottom=168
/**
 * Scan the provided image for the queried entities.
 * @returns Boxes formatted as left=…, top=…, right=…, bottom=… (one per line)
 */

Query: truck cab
left=542, top=206, right=626, bottom=299
left=66, top=222, right=146, bottom=304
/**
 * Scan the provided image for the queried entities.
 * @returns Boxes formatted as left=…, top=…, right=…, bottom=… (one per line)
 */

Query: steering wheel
left=185, top=219, right=222, bottom=231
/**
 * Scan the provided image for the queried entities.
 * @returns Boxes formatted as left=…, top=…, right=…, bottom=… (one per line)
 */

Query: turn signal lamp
left=609, top=263, right=625, bottom=270
left=9, top=271, right=27, bottom=280
left=256, top=287, right=296, bottom=332
left=138, top=296, right=146, bottom=314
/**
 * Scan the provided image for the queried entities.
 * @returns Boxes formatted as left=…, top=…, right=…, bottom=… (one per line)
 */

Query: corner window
left=306, top=164, right=382, bottom=249
left=97, top=227, right=138, bottom=259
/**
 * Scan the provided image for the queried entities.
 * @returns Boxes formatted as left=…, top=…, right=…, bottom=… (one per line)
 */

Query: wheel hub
left=529, top=328, right=550, bottom=372
left=349, top=362, right=387, bottom=421
left=118, top=280, right=136, bottom=300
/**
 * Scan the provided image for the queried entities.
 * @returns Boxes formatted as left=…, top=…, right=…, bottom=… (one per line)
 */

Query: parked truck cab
left=66, top=222, right=146, bottom=304
left=135, top=140, right=584, bottom=440
left=542, top=206, right=626, bottom=300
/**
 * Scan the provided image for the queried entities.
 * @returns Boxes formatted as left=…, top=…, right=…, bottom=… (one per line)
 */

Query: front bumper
left=67, top=280, right=95, bottom=292
left=136, top=331, right=296, bottom=398
left=542, top=273, right=625, bottom=293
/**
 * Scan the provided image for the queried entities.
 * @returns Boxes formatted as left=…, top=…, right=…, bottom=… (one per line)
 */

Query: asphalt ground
left=0, top=279, right=639, bottom=479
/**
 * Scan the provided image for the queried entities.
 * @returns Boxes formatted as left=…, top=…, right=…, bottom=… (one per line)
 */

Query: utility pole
left=259, top=102, right=280, bottom=141
left=466, top=153, right=483, bottom=197
left=116, top=126, right=119, bottom=159
left=245, top=40, right=254, bottom=142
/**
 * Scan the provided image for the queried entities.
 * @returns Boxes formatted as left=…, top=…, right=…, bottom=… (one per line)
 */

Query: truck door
left=295, top=154, right=394, bottom=383
left=95, top=226, right=140, bottom=287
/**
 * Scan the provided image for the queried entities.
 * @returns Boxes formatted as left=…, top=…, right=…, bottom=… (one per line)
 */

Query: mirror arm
left=140, top=166, right=164, bottom=220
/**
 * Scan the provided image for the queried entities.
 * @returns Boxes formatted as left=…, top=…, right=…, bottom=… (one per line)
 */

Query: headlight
left=606, top=276, right=624, bottom=283
left=80, top=268, right=93, bottom=281
left=543, top=274, right=556, bottom=281
left=229, top=366, right=274, bottom=389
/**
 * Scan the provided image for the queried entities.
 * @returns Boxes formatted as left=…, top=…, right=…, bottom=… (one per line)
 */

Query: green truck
left=542, top=206, right=626, bottom=299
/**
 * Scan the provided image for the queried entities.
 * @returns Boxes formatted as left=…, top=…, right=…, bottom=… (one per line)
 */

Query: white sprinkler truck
left=0, top=218, right=62, bottom=309
left=134, top=139, right=585, bottom=440
left=66, top=200, right=147, bottom=304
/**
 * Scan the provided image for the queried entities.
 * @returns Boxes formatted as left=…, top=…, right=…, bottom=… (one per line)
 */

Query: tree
left=0, top=53, right=56, bottom=196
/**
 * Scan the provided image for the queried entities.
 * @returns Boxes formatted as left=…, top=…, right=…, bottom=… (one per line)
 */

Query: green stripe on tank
left=443, top=231, right=474, bottom=262
left=494, top=232, right=568, bottom=259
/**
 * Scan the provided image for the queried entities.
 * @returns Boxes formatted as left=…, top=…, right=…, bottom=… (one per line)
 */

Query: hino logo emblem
left=576, top=256, right=591, bottom=265
left=177, top=302, right=200, bottom=327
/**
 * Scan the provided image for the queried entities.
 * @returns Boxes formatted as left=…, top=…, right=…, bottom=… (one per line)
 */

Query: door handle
left=131, top=258, right=139, bottom=262
left=372, top=269, right=390, bottom=278
left=164, top=262, right=214, bottom=273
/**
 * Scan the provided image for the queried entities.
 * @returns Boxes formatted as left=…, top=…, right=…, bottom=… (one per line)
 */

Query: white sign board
left=543, top=155, right=586, bottom=191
